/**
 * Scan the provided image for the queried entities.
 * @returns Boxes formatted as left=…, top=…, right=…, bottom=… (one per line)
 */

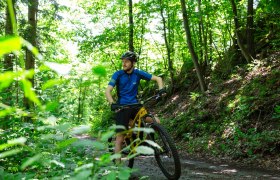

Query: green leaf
left=0, top=137, right=26, bottom=151
left=21, top=154, right=42, bottom=170
left=21, top=78, right=41, bottom=106
left=44, top=115, right=57, bottom=125
left=0, top=105, right=16, bottom=117
left=105, top=171, right=117, bottom=180
left=42, top=79, right=63, bottom=90
left=50, top=160, right=65, bottom=168
left=144, top=140, right=161, bottom=149
left=8, top=137, right=27, bottom=145
left=56, top=123, right=71, bottom=133
left=109, top=125, right=125, bottom=131
left=131, top=127, right=154, bottom=133
left=92, top=65, right=107, bottom=77
left=0, top=148, right=22, bottom=158
left=45, top=102, right=59, bottom=112
left=56, top=138, right=78, bottom=149
left=110, top=153, right=121, bottom=160
left=0, top=71, right=16, bottom=91
left=21, top=39, right=43, bottom=60
left=75, top=163, right=93, bottom=172
left=92, top=141, right=106, bottom=150
left=136, top=146, right=154, bottom=155
left=71, top=125, right=91, bottom=135
left=118, top=168, right=131, bottom=180
left=0, top=36, right=22, bottom=57
left=72, top=139, right=95, bottom=147
left=74, top=170, right=91, bottom=179
left=100, top=131, right=115, bottom=142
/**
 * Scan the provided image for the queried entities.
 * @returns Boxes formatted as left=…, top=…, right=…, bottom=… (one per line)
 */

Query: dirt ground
left=130, top=154, right=280, bottom=180
left=76, top=135, right=280, bottom=179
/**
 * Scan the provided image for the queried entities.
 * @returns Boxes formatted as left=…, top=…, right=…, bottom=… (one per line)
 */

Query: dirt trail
left=131, top=155, right=280, bottom=179
left=76, top=135, right=280, bottom=179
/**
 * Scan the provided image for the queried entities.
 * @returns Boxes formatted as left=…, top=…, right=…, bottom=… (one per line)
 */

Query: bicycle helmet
left=120, top=51, right=137, bottom=62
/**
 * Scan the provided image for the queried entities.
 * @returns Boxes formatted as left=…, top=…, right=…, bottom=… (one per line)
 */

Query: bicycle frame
left=112, top=94, right=160, bottom=151
left=111, top=94, right=181, bottom=179
left=124, top=106, right=149, bottom=142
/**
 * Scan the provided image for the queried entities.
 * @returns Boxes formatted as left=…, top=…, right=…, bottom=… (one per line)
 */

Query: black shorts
left=115, top=107, right=139, bottom=133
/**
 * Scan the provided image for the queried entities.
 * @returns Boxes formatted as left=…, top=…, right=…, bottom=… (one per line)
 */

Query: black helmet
left=120, top=51, right=137, bottom=62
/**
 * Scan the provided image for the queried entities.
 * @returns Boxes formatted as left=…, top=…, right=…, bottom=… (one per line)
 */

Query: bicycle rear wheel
left=150, top=123, right=181, bottom=180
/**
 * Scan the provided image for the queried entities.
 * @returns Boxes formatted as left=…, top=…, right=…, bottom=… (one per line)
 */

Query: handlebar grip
left=111, top=103, right=119, bottom=111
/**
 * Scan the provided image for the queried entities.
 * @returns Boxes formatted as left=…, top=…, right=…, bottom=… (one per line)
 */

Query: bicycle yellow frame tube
left=132, top=107, right=148, bottom=137
left=124, top=107, right=148, bottom=149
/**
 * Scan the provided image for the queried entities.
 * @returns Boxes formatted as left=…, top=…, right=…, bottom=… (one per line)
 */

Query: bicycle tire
left=150, top=123, right=181, bottom=180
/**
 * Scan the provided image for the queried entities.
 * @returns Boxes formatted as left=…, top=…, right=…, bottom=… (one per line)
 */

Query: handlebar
left=111, top=94, right=162, bottom=111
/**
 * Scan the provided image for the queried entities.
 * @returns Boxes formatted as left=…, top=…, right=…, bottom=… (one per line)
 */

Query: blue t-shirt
left=108, top=69, right=152, bottom=104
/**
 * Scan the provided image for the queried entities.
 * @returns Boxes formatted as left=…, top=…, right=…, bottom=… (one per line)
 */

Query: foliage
left=0, top=0, right=280, bottom=177
left=163, top=54, right=280, bottom=164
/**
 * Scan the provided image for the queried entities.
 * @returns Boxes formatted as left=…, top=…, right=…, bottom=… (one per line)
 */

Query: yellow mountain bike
left=110, top=94, right=181, bottom=180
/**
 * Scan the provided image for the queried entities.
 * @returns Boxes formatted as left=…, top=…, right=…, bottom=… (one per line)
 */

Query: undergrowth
left=160, top=54, right=280, bottom=168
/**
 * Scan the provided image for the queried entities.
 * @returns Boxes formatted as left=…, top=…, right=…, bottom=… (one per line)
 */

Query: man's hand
left=111, top=103, right=118, bottom=111
left=158, top=88, right=167, bottom=97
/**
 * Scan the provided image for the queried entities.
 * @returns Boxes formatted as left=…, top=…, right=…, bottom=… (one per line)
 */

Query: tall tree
left=159, top=0, right=175, bottom=91
left=1, top=0, right=16, bottom=128
left=246, top=0, right=255, bottom=58
left=24, top=0, right=38, bottom=110
left=128, top=0, right=134, bottom=52
left=180, top=0, right=207, bottom=92
left=230, top=0, right=253, bottom=63
left=4, top=0, right=15, bottom=73
left=198, top=0, right=209, bottom=66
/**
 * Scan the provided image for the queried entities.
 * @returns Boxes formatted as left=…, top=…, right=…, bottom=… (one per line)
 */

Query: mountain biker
left=105, top=51, right=166, bottom=164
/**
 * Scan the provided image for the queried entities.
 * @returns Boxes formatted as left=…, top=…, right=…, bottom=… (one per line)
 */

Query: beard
left=123, top=64, right=134, bottom=73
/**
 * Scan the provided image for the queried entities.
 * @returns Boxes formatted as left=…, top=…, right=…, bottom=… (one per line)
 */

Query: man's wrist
left=158, top=87, right=167, bottom=96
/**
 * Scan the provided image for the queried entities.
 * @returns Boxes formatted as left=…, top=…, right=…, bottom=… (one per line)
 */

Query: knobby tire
left=150, top=123, right=181, bottom=180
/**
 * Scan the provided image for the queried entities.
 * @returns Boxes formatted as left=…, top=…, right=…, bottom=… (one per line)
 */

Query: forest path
left=130, top=154, right=280, bottom=179
left=76, top=134, right=280, bottom=180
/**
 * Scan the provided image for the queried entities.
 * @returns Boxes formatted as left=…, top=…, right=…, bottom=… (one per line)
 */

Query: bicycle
left=109, top=94, right=181, bottom=180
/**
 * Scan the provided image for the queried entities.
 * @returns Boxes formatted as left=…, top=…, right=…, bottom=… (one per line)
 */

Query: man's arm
left=151, top=75, right=164, bottom=90
left=105, top=85, right=114, bottom=104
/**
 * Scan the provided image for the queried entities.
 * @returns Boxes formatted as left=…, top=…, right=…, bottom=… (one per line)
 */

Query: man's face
left=122, top=59, right=134, bottom=72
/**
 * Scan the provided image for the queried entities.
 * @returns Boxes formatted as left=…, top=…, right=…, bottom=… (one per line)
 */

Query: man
left=105, top=51, right=165, bottom=163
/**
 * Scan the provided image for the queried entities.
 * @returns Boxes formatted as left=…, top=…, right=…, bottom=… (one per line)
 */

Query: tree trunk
left=78, top=84, right=82, bottom=121
left=203, top=3, right=209, bottom=65
left=1, top=0, right=16, bottom=128
left=198, top=0, right=203, bottom=63
left=159, top=0, right=175, bottom=91
left=128, top=0, right=134, bottom=52
left=180, top=0, right=207, bottom=92
left=4, top=0, right=15, bottom=73
left=230, top=0, right=253, bottom=63
left=247, top=0, right=255, bottom=58
left=24, top=0, right=38, bottom=111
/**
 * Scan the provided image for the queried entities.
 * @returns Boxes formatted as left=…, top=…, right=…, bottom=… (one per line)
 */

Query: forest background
left=0, top=0, right=279, bottom=179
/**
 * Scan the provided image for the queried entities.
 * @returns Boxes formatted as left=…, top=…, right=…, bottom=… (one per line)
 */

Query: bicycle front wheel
left=150, top=123, right=181, bottom=180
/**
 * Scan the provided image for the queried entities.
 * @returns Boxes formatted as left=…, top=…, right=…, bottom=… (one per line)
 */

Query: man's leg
left=145, top=116, right=160, bottom=123
left=114, top=108, right=137, bottom=164
left=115, top=133, right=124, bottom=164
